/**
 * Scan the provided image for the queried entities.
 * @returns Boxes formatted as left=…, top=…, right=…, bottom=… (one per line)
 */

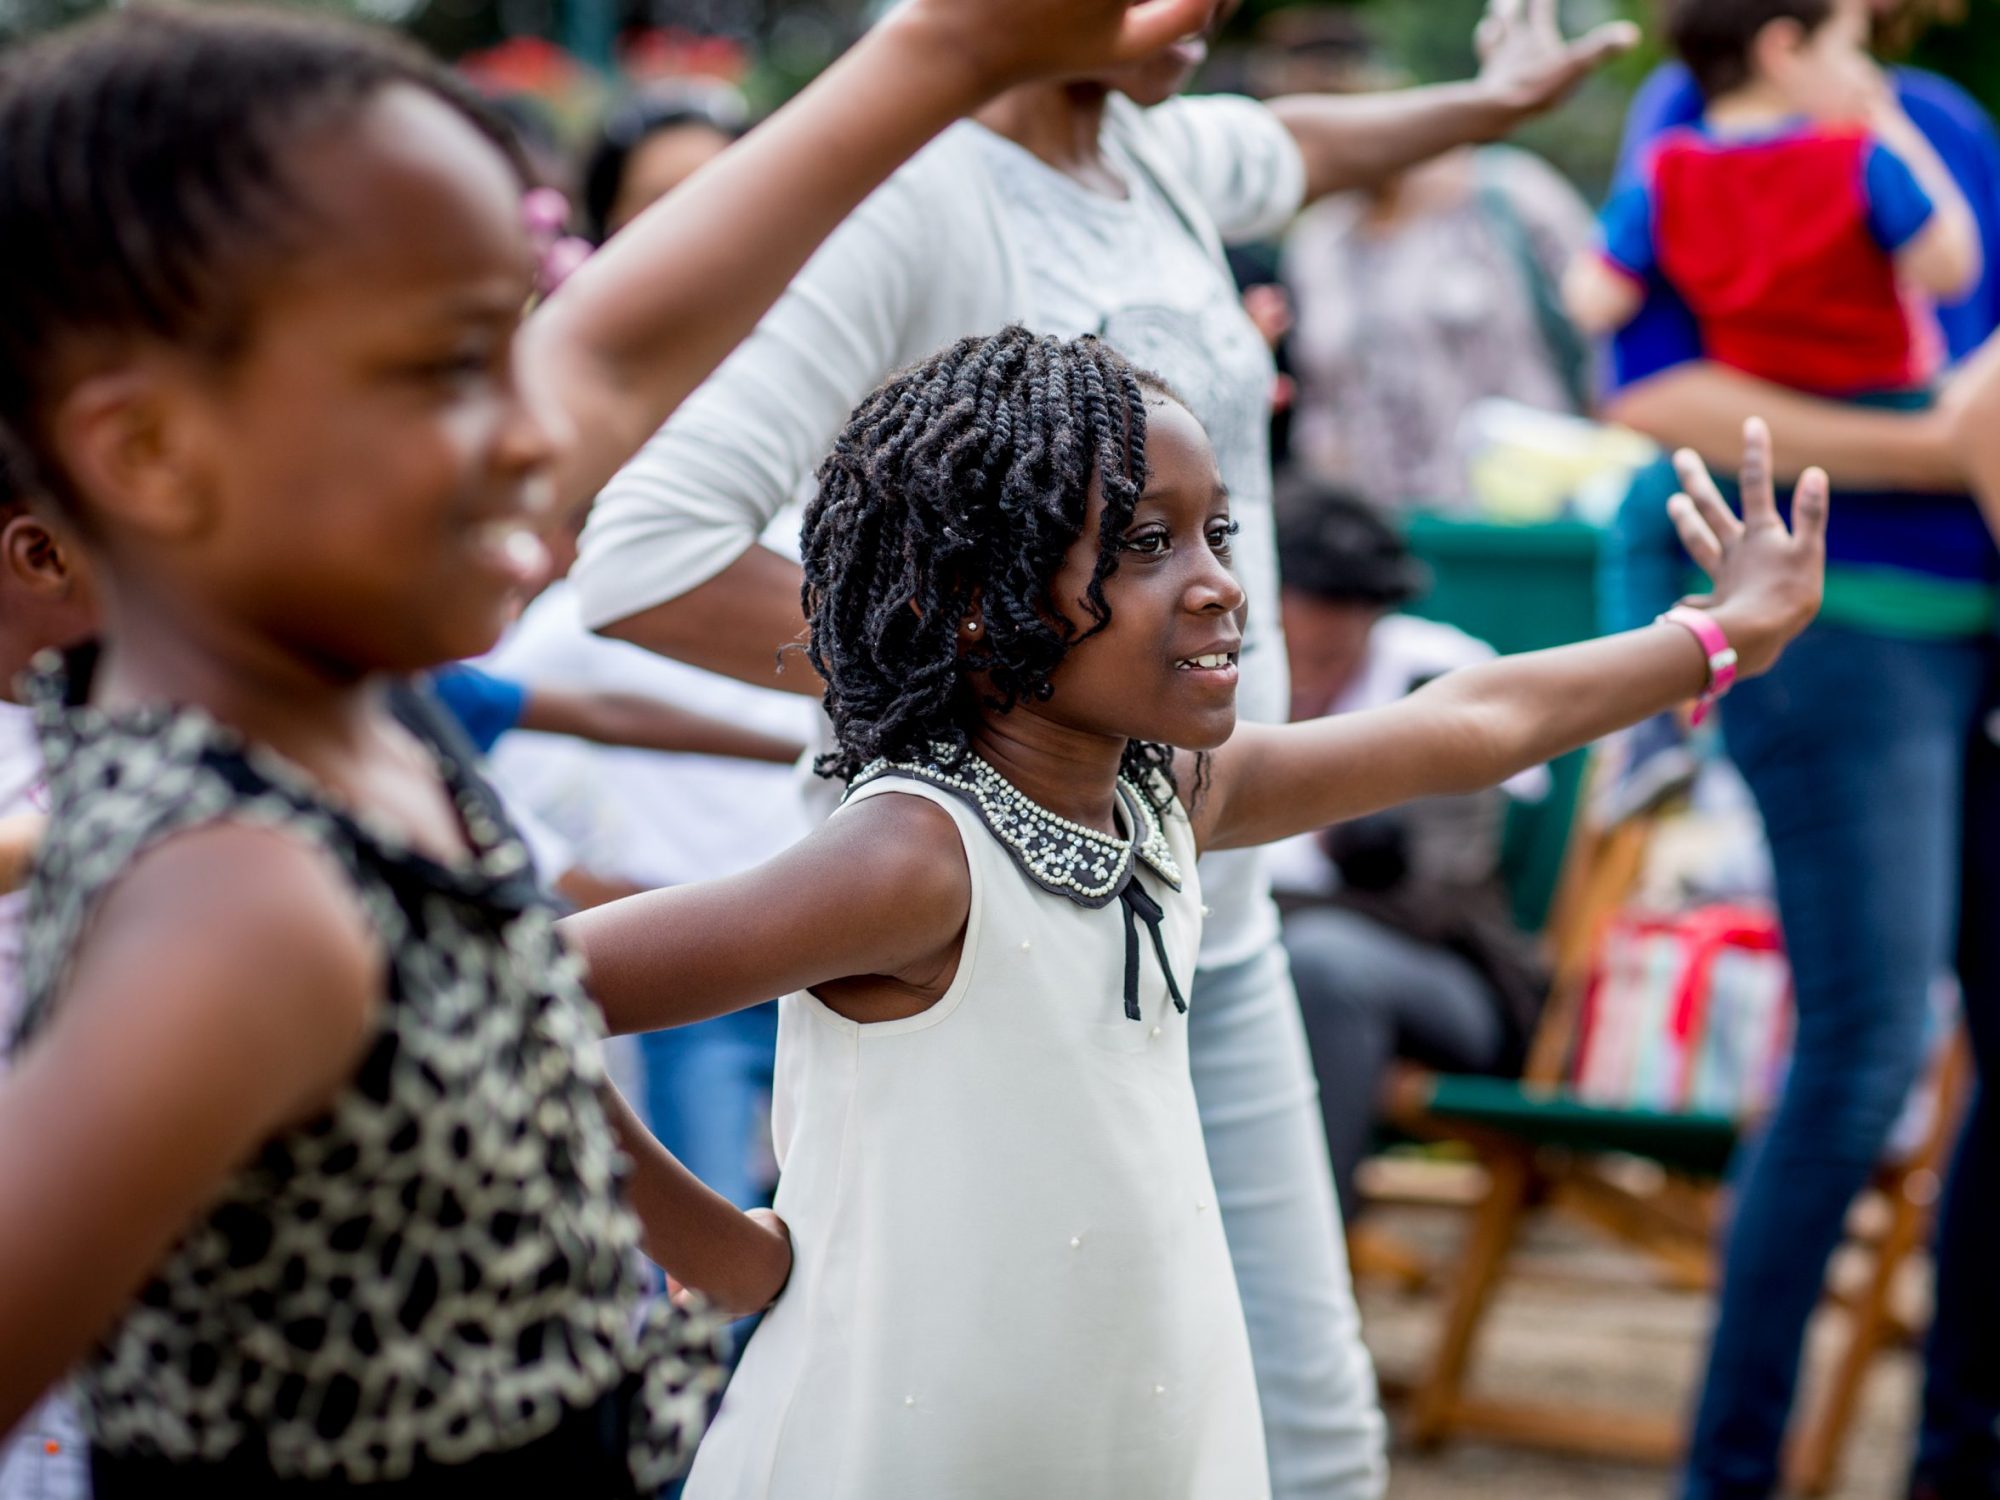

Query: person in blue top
left=1600, top=5, right=2000, bottom=1497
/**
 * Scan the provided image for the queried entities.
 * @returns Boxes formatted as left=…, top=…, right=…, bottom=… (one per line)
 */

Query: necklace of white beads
left=850, top=748, right=1182, bottom=909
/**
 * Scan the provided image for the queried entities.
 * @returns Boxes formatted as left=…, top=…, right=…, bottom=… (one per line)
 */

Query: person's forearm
left=1607, top=363, right=1961, bottom=490
left=589, top=700, right=803, bottom=764
left=1947, top=335, right=2000, bottom=539
left=602, top=1086, right=789, bottom=1316
left=524, top=689, right=804, bottom=764
left=1272, top=84, right=1515, bottom=201
left=1209, top=622, right=1710, bottom=850
left=532, top=8, right=1015, bottom=509
left=596, top=545, right=823, bottom=697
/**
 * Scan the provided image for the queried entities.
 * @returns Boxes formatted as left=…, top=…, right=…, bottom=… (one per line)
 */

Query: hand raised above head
left=900, top=0, right=1222, bottom=92
left=1474, top=0, right=1640, bottom=120
left=1666, top=418, right=1830, bottom=678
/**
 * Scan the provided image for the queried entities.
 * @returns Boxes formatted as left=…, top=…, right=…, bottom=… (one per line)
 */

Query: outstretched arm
left=560, top=791, right=970, bottom=1036
left=1271, top=0, right=1637, bottom=203
left=527, top=0, right=1214, bottom=511
left=1193, top=421, right=1828, bottom=852
left=519, top=684, right=804, bottom=764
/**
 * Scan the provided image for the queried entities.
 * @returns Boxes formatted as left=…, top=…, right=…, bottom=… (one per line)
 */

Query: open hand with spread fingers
left=1475, top=0, right=1641, bottom=120
left=1666, top=417, right=1830, bottom=678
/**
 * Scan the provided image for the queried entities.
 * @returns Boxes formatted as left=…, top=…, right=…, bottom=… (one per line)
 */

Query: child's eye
left=1118, top=529, right=1172, bottom=557
left=1208, top=519, right=1241, bottom=553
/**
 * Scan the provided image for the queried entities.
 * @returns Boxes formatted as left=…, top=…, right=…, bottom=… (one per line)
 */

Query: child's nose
left=1188, top=552, right=1246, bottom=614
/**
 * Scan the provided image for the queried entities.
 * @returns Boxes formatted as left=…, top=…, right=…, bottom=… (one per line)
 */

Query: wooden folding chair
left=1380, top=789, right=1971, bottom=1492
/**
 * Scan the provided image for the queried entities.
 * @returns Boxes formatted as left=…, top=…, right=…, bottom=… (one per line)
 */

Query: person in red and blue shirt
left=1590, top=119, right=1951, bottom=393
left=1569, top=0, right=1979, bottom=400
left=1595, top=5, right=2000, bottom=1500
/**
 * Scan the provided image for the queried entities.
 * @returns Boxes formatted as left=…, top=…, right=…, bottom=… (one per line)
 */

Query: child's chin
left=1175, top=711, right=1238, bottom=753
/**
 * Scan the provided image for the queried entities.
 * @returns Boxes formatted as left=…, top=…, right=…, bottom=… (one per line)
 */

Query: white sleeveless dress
left=683, top=762, right=1267, bottom=1499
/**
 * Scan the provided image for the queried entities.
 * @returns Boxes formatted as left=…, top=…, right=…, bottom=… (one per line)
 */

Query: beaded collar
left=848, top=748, right=1182, bottom=910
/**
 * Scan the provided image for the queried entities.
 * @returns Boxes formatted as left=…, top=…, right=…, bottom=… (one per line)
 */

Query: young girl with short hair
left=0, top=0, right=1216, bottom=1490
left=561, top=325, right=1829, bottom=1498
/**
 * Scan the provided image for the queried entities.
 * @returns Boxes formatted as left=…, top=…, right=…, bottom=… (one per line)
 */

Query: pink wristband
left=1659, top=606, right=1738, bottom=726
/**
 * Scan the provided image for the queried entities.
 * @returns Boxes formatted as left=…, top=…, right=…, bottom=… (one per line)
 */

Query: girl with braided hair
left=561, top=325, right=1831, bottom=1498
left=0, top=0, right=1219, bottom=1491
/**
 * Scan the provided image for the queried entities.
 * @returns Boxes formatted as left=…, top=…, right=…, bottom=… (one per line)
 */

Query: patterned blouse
left=1281, top=145, right=1596, bottom=512
left=11, top=653, right=722, bottom=1487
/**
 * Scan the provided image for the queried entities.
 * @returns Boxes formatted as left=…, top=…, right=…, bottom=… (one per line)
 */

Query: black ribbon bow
left=1118, top=878, right=1187, bottom=1023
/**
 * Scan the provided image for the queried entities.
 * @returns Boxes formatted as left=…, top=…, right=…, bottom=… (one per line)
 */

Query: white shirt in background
left=483, top=581, right=818, bottom=889
left=573, top=94, right=1306, bottom=971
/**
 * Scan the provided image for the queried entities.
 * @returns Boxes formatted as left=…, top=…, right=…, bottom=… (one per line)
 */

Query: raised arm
left=0, top=828, right=376, bottom=1437
left=519, top=683, right=804, bottom=764
left=523, top=0, right=1214, bottom=512
left=1270, top=0, right=1637, bottom=203
left=1192, top=421, right=1828, bottom=852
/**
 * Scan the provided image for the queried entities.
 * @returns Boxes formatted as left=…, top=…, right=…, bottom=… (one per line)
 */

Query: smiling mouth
left=1174, top=652, right=1238, bottom=672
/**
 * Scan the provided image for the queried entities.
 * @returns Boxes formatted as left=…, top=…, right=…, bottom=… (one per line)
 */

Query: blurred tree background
left=0, top=0, right=1993, bottom=202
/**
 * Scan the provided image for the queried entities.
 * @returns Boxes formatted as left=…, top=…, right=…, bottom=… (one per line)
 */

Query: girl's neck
left=90, top=589, right=386, bottom=775
left=975, top=81, right=1121, bottom=193
left=968, top=714, right=1128, bottom=837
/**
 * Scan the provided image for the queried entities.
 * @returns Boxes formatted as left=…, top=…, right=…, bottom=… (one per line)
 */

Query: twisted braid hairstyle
left=803, top=325, right=1196, bottom=814
left=0, top=4, right=521, bottom=518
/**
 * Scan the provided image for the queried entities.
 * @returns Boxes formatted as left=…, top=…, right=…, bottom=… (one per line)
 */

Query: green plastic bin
left=1402, top=514, right=1604, bottom=934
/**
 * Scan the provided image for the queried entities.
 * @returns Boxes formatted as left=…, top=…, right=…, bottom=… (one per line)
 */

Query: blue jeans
left=1190, top=940, right=1388, bottom=1500
left=641, top=1003, right=779, bottom=1215
left=1917, top=660, right=2000, bottom=1499
left=1682, top=624, right=1992, bottom=1500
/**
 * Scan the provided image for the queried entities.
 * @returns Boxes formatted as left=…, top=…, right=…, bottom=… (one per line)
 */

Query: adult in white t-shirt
left=572, top=7, right=1632, bottom=1493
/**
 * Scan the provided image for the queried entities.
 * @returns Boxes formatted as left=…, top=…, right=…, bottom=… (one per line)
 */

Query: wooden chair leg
left=1788, top=1165, right=1938, bottom=1495
left=1791, top=1032, right=1972, bottom=1494
left=1408, top=1145, right=1535, bottom=1449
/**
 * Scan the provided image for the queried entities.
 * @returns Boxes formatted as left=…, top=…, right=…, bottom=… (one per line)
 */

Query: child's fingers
left=1736, top=416, right=1779, bottom=526
left=1671, top=448, right=1744, bottom=546
left=1571, top=19, right=1642, bottom=67
left=1667, top=493, right=1725, bottom=576
left=1789, top=467, right=1832, bottom=554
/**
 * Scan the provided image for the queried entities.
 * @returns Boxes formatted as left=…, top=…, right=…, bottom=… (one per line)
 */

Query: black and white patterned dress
left=11, top=653, right=724, bottom=1493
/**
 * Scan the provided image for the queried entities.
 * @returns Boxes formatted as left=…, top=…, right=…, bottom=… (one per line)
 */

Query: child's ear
left=2, top=513, right=76, bottom=596
left=957, top=589, right=987, bottom=650
left=1752, top=17, right=1810, bottom=80
left=49, top=356, right=218, bottom=543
